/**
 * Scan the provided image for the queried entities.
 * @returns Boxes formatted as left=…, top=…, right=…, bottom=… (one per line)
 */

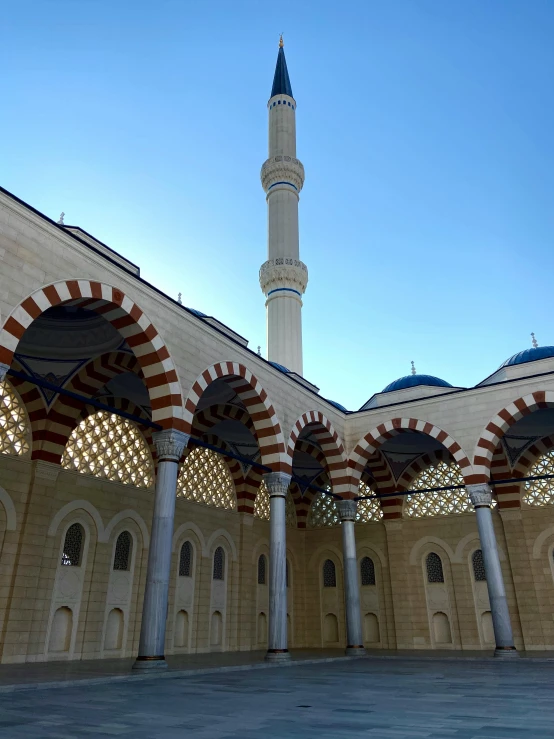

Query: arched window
left=113, top=531, right=132, bottom=571
left=61, top=523, right=84, bottom=566
left=0, top=380, right=30, bottom=457
left=285, top=492, right=297, bottom=528
left=426, top=552, right=444, bottom=583
left=254, top=482, right=270, bottom=520
left=524, top=451, right=554, bottom=506
left=177, top=447, right=236, bottom=510
left=308, top=489, right=339, bottom=528
left=405, top=461, right=469, bottom=518
left=179, top=541, right=193, bottom=577
left=323, top=559, right=337, bottom=588
left=213, top=546, right=225, bottom=581
left=472, top=549, right=486, bottom=581
left=62, top=411, right=153, bottom=487
left=356, top=481, right=383, bottom=522
left=360, top=556, right=376, bottom=586
left=257, top=554, right=266, bottom=584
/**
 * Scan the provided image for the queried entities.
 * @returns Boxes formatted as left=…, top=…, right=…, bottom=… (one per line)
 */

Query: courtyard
left=0, top=656, right=553, bottom=738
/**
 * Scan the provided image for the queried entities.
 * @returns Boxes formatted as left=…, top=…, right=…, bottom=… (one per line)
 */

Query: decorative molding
left=260, top=156, right=305, bottom=192
left=259, top=260, right=308, bottom=296
left=335, top=499, right=357, bottom=522
left=0, top=362, right=9, bottom=382
left=0, top=485, right=17, bottom=531
left=47, top=500, right=105, bottom=539
left=263, top=471, right=291, bottom=498
left=34, top=460, right=60, bottom=484
left=467, top=483, right=492, bottom=508
left=152, top=429, right=190, bottom=462
left=102, top=509, right=150, bottom=547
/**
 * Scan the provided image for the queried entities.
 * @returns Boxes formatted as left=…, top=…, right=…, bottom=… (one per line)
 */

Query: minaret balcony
left=261, top=156, right=305, bottom=193
left=259, top=259, right=308, bottom=296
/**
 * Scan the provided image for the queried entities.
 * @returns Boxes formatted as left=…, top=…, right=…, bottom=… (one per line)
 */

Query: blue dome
left=269, top=361, right=291, bottom=374
left=382, top=374, right=453, bottom=393
left=325, top=399, right=349, bottom=413
left=499, top=346, right=554, bottom=369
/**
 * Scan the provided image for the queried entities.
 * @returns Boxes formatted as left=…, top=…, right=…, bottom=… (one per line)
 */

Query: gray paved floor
left=1, top=657, right=553, bottom=738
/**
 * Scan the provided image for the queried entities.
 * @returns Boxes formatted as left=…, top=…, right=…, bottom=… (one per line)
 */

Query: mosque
left=0, top=38, right=553, bottom=667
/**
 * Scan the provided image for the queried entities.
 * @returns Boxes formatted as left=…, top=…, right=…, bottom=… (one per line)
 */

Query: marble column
left=0, top=363, right=9, bottom=382
left=264, top=471, right=291, bottom=662
left=336, top=499, right=366, bottom=655
left=133, top=428, right=189, bottom=669
left=467, top=483, right=518, bottom=658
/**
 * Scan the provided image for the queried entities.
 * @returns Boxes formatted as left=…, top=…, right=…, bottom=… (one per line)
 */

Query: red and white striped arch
left=0, top=280, right=184, bottom=430
left=348, top=418, right=473, bottom=490
left=183, top=362, right=287, bottom=472
left=192, top=403, right=255, bottom=437
left=472, top=391, right=554, bottom=483
left=287, top=411, right=348, bottom=495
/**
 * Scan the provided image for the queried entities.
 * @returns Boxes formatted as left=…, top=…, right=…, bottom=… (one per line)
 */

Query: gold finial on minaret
left=279, top=34, right=284, bottom=48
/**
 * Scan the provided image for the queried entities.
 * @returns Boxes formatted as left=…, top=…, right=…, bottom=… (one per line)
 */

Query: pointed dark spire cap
left=271, top=41, right=293, bottom=98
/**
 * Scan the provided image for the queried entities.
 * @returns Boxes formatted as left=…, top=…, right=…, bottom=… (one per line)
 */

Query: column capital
left=0, top=363, right=10, bottom=383
left=467, top=483, right=492, bottom=509
left=263, top=471, right=291, bottom=497
left=152, top=429, right=190, bottom=462
left=335, top=499, right=357, bottom=522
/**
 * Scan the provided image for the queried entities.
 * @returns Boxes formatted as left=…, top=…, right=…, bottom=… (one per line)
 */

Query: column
left=467, top=483, right=518, bottom=658
left=133, top=428, right=189, bottom=669
left=264, top=471, right=291, bottom=662
left=336, top=499, right=366, bottom=655
left=0, top=363, right=9, bottom=382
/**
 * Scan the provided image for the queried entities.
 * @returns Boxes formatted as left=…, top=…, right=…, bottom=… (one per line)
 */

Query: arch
left=287, top=411, right=348, bottom=494
left=432, top=611, right=452, bottom=643
left=356, top=543, right=388, bottom=569
left=183, top=362, right=287, bottom=471
left=103, top=510, right=149, bottom=547
left=48, top=500, right=104, bottom=539
left=104, top=608, right=124, bottom=650
left=532, top=525, right=554, bottom=560
left=308, top=543, right=343, bottom=570
left=348, top=418, right=473, bottom=489
left=397, top=449, right=452, bottom=491
left=323, top=613, right=339, bottom=643
left=49, top=607, right=73, bottom=652
left=408, top=536, right=455, bottom=566
left=205, top=528, right=238, bottom=561
left=172, top=522, right=207, bottom=556
left=0, top=280, right=184, bottom=430
left=175, top=610, right=189, bottom=647
left=472, top=391, right=554, bottom=482
left=0, top=485, right=17, bottom=531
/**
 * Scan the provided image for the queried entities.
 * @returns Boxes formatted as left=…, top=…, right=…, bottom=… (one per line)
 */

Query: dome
left=269, top=361, right=291, bottom=374
left=382, top=374, right=453, bottom=393
left=499, top=346, right=554, bottom=369
left=325, top=399, right=348, bottom=413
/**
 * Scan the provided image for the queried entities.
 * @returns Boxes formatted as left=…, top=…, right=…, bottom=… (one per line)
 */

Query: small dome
left=269, top=361, right=291, bottom=374
left=499, top=346, right=554, bottom=369
left=382, top=374, right=453, bottom=393
left=325, top=399, right=349, bottom=413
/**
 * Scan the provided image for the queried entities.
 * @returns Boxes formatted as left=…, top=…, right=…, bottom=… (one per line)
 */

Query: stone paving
left=1, top=656, right=554, bottom=738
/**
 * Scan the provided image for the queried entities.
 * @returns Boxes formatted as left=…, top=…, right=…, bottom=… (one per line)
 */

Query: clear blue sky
left=3, top=1, right=553, bottom=411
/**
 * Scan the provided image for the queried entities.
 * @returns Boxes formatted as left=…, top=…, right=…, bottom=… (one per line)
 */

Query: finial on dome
left=57, top=212, right=65, bottom=225
left=531, top=332, right=538, bottom=348
left=177, top=292, right=182, bottom=305
left=411, top=361, right=416, bottom=375
left=279, top=34, right=284, bottom=48
left=257, top=345, right=262, bottom=357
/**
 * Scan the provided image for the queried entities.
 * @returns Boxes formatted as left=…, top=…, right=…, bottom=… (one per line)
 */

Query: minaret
left=259, top=37, right=307, bottom=375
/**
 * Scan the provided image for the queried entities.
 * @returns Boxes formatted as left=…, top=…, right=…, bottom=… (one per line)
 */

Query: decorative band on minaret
left=260, top=37, right=308, bottom=376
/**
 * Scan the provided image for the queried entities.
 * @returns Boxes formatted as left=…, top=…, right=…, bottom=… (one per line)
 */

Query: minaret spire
left=259, top=39, right=307, bottom=375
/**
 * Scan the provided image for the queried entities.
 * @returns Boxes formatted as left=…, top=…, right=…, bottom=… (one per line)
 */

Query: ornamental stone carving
left=0, top=363, right=9, bottom=382
left=335, top=499, right=357, bottom=522
left=152, top=429, right=190, bottom=462
left=259, top=260, right=308, bottom=296
left=467, top=483, right=493, bottom=508
left=263, top=471, right=292, bottom=498
left=260, top=156, right=305, bottom=193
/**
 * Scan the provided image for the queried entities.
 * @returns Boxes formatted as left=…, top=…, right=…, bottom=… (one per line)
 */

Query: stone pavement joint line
left=1, top=658, right=554, bottom=738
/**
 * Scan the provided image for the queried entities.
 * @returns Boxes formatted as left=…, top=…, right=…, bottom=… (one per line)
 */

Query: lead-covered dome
left=499, top=346, right=554, bottom=369
left=382, top=374, right=453, bottom=393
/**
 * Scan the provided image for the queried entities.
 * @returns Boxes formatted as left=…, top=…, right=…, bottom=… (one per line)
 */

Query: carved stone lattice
left=0, top=380, right=30, bottom=457
left=177, top=447, right=236, bottom=510
left=308, top=489, right=340, bottom=528
left=405, top=462, right=470, bottom=518
left=61, top=523, right=84, bottom=566
left=285, top=491, right=297, bottom=528
left=254, top=481, right=270, bottom=520
left=356, top=481, right=383, bottom=522
left=523, top=451, right=554, bottom=507
left=62, top=411, right=154, bottom=488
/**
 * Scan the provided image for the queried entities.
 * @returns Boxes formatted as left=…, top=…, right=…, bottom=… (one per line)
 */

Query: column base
left=494, top=646, right=519, bottom=659
left=345, top=646, right=366, bottom=656
left=132, top=656, right=168, bottom=670
left=265, top=649, right=291, bottom=663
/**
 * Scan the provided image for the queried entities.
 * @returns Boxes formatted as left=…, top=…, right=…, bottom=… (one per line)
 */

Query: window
left=61, top=523, right=84, bottom=566
left=254, top=482, right=270, bottom=520
left=356, top=481, right=383, bottom=522
left=405, top=461, right=469, bottom=518
left=213, top=546, right=225, bottom=581
left=472, top=549, right=486, bottom=582
left=360, top=556, right=376, bottom=586
left=0, top=380, right=30, bottom=456
left=62, top=411, right=153, bottom=487
left=257, top=554, right=266, bottom=585
left=113, top=531, right=132, bottom=571
left=308, top=489, right=339, bottom=528
left=323, top=559, right=336, bottom=588
left=426, top=552, right=444, bottom=583
left=177, top=447, right=236, bottom=510
left=179, top=541, right=193, bottom=577
left=523, top=450, right=554, bottom=507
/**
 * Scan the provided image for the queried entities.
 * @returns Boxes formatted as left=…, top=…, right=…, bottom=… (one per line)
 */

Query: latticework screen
left=177, top=447, right=236, bottom=510
left=0, top=380, right=30, bottom=457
